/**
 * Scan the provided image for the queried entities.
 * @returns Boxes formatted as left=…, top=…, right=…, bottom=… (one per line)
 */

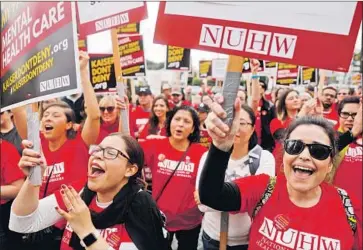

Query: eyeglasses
left=99, top=106, right=115, bottom=113
left=240, top=121, right=252, bottom=128
left=89, top=144, right=132, bottom=162
left=339, top=112, right=357, bottom=119
left=284, top=139, right=332, bottom=161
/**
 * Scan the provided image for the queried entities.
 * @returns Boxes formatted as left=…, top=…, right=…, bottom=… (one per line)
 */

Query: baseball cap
left=162, top=83, right=171, bottom=90
left=171, top=86, right=182, bottom=95
left=196, top=103, right=210, bottom=113
left=137, top=85, right=152, bottom=95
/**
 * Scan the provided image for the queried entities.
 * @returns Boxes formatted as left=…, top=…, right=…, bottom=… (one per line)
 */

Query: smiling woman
left=199, top=102, right=362, bottom=250
left=9, top=133, right=169, bottom=250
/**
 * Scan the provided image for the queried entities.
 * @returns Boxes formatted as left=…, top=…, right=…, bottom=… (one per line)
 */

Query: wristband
left=251, top=74, right=259, bottom=79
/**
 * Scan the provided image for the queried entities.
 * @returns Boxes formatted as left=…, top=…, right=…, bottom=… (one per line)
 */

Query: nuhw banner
left=166, top=46, right=190, bottom=71
left=276, top=63, right=299, bottom=86
left=89, top=54, right=116, bottom=94
left=1, top=2, right=80, bottom=111
left=118, top=35, right=146, bottom=78
left=199, top=60, right=212, bottom=78
left=77, top=2, right=147, bottom=37
left=301, top=67, right=317, bottom=84
left=154, top=2, right=362, bottom=72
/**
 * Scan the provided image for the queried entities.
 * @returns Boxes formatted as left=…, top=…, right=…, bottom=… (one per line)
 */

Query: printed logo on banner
left=1, top=2, right=80, bottom=111
left=89, top=54, right=116, bottom=93
left=166, top=46, right=191, bottom=71
left=118, top=35, right=146, bottom=77
left=199, top=60, right=212, bottom=78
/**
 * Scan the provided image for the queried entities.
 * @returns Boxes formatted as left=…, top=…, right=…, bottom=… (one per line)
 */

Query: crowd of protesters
left=0, top=55, right=362, bottom=250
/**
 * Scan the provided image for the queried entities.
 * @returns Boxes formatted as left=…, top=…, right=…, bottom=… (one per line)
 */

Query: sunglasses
left=99, top=106, right=115, bottom=113
left=284, top=139, right=332, bottom=161
left=339, top=112, right=357, bottom=119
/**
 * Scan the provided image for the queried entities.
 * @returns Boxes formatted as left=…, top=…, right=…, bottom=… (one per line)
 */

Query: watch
left=80, top=230, right=100, bottom=247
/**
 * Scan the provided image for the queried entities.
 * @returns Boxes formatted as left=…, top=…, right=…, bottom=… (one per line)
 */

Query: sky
left=88, top=2, right=362, bottom=69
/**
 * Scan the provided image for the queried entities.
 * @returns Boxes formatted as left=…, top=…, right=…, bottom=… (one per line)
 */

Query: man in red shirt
left=130, top=85, right=153, bottom=138
left=320, top=86, right=339, bottom=127
left=170, top=86, right=191, bottom=108
left=161, top=82, right=172, bottom=100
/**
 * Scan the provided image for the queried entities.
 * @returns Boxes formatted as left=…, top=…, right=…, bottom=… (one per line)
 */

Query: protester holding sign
left=140, top=106, right=206, bottom=250
left=195, top=105, right=275, bottom=250
left=138, top=95, right=170, bottom=141
left=11, top=51, right=100, bottom=250
left=10, top=133, right=169, bottom=250
left=199, top=99, right=362, bottom=250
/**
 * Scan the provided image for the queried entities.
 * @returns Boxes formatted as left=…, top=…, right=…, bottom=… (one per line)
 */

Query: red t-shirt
left=234, top=174, right=362, bottom=250
left=40, top=133, right=89, bottom=198
left=199, top=129, right=212, bottom=148
left=54, top=182, right=135, bottom=250
left=129, top=106, right=150, bottom=138
left=138, top=123, right=167, bottom=140
left=334, top=141, right=363, bottom=205
left=0, top=140, right=25, bottom=204
left=140, top=138, right=207, bottom=231
left=323, top=107, right=339, bottom=129
left=97, top=121, right=119, bottom=144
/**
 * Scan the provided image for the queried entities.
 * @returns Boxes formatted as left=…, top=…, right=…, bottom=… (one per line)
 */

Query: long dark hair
left=42, top=102, right=77, bottom=139
left=240, top=105, right=258, bottom=150
left=277, top=89, right=299, bottom=121
left=148, top=95, right=170, bottom=135
left=166, top=105, right=200, bottom=143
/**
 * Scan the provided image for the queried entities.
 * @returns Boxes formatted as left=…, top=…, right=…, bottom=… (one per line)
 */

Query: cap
left=162, top=83, right=171, bottom=90
left=137, top=85, right=152, bottom=95
left=171, top=86, right=182, bottom=95
left=196, top=103, right=210, bottom=113
left=259, top=76, right=268, bottom=90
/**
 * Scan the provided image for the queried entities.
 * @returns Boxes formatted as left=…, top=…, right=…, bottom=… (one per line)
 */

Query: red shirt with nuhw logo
left=141, top=138, right=207, bottom=231
left=54, top=181, right=136, bottom=250
left=40, top=133, right=89, bottom=199
left=234, top=174, right=362, bottom=250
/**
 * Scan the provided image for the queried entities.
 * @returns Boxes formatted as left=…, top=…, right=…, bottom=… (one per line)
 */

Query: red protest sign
left=77, top=2, right=147, bottom=37
left=154, top=2, right=362, bottom=72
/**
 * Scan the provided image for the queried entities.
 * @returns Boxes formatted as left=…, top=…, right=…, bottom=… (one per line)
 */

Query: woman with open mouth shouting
left=140, top=105, right=207, bottom=250
left=10, top=133, right=169, bottom=250
left=10, top=51, right=101, bottom=250
left=199, top=97, right=362, bottom=250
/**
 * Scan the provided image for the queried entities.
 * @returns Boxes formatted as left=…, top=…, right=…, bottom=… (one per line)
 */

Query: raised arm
left=11, top=105, right=28, bottom=140
left=79, top=51, right=101, bottom=147
left=198, top=97, right=242, bottom=211
left=250, top=59, right=261, bottom=113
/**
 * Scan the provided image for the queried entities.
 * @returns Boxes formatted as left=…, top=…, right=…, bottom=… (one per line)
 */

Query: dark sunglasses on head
left=339, top=112, right=357, bottom=119
left=284, top=139, right=332, bottom=161
left=99, top=106, right=115, bottom=113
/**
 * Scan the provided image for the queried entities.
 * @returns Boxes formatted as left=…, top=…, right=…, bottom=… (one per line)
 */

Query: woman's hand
left=205, top=96, right=241, bottom=152
left=79, top=51, right=90, bottom=73
left=250, top=59, right=260, bottom=74
left=55, top=185, right=96, bottom=239
left=298, top=98, right=316, bottom=117
left=18, top=140, right=47, bottom=176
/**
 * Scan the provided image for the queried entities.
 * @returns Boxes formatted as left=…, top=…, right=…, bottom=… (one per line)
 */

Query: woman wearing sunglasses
left=97, top=95, right=124, bottom=144
left=138, top=95, right=170, bottom=141
left=195, top=105, right=275, bottom=250
left=199, top=97, right=362, bottom=250
left=10, top=133, right=169, bottom=250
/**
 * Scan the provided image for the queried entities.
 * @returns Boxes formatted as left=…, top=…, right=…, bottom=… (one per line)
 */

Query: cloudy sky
left=88, top=2, right=362, bottom=68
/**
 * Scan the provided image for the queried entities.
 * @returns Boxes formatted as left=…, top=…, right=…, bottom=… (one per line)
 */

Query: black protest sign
left=118, top=35, right=146, bottom=77
left=302, top=67, right=317, bottom=84
left=199, top=60, right=212, bottom=78
left=89, top=54, right=116, bottom=94
left=276, top=63, right=299, bottom=85
left=166, top=45, right=191, bottom=71
left=1, top=2, right=80, bottom=111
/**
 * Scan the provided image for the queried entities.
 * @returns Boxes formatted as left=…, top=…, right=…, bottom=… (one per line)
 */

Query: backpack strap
left=248, top=145, right=263, bottom=176
left=336, top=187, right=357, bottom=235
left=252, top=176, right=277, bottom=219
